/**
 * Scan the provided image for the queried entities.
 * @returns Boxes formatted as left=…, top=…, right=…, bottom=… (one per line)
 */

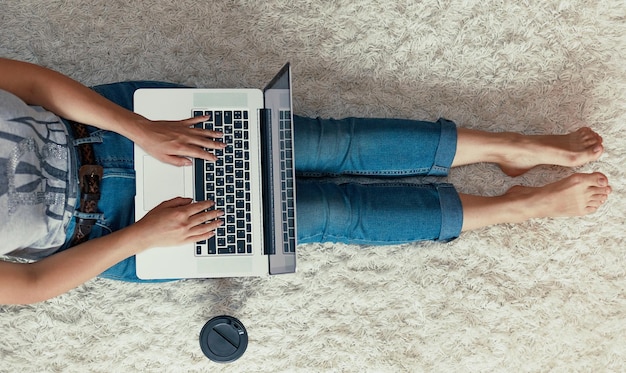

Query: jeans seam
left=297, top=168, right=433, bottom=178
left=300, top=232, right=426, bottom=246
left=427, top=118, right=457, bottom=176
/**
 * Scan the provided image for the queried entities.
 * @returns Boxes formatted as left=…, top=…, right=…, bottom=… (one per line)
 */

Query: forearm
left=24, top=225, right=149, bottom=304
left=0, top=58, right=147, bottom=140
left=0, top=197, right=220, bottom=305
left=1, top=58, right=222, bottom=166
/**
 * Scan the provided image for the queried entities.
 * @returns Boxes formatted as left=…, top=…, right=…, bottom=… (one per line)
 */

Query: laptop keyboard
left=191, top=108, right=296, bottom=257
left=192, top=110, right=253, bottom=256
left=279, top=110, right=296, bottom=253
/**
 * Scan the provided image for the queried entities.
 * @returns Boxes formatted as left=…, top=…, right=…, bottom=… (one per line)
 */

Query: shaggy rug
left=1, top=1, right=625, bottom=372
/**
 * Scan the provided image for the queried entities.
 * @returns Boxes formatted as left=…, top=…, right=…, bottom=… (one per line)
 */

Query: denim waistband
left=59, top=118, right=82, bottom=251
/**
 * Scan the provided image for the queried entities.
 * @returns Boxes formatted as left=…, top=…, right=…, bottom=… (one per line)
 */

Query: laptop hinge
left=259, top=108, right=276, bottom=256
left=259, top=108, right=270, bottom=129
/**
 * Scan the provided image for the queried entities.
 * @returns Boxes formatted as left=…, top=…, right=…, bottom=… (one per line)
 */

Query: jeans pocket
left=92, top=168, right=136, bottom=238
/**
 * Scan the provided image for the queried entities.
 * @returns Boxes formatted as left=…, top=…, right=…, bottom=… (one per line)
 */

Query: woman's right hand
left=133, top=197, right=224, bottom=250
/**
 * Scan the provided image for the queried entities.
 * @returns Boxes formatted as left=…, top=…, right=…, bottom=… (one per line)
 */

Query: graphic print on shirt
left=1, top=116, right=69, bottom=220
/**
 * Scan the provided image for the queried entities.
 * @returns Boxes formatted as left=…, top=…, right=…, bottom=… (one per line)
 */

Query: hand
left=133, top=197, right=224, bottom=249
left=133, top=116, right=226, bottom=166
left=0, top=59, right=223, bottom=167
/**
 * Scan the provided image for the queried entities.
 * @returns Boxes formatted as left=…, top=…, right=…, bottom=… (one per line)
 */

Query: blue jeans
left=62, top=82, right=463, bottom=282
left=293, top=116, right=462, bottom=244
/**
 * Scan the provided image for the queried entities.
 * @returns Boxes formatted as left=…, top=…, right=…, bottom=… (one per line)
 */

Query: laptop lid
left=260, top=63, right=297, bottom=275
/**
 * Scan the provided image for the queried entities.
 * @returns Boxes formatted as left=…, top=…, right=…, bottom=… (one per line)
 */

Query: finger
left=165, top=132, right=225, bottom=160
left=186, top=127, right=226, bottom=147
left=157, top=196, right=193, bottom=208
left=179, top=122, right=224, bottom=138
left=189, top=126, right=224, bottom=139
left=185, top=199, right=219, bottom=215
left=187, top=230, right=216, bottom=244
left=194, top=136, right=227, bottom=151
left=188, top=208, right=224, bottom=227
left=179, top=147, right=221, bottom=163
left=179, top=117, right=225, bottom=139
left=157, top=147, right=216, bottom=165
left=159, top=154, right=194, bottom=167
left=161, top=125, right=227, bottom=156
left=189, top=219, right=224, bottom=237
left=180, top=115, right=212, bottom=126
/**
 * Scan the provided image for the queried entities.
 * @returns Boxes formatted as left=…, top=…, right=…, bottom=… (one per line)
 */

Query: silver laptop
left=134, top=63, right=296, bottom=279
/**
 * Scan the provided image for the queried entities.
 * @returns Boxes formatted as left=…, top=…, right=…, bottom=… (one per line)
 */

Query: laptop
left=133, top=63, right=297, bottom=280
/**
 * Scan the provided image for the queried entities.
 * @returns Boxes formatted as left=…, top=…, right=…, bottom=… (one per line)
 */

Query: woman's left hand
left=0, top=58, right=226, bottom=167
left=133, top=116, right=226, bottom=166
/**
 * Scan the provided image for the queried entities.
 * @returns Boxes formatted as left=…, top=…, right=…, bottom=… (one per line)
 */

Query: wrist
left=124, top=220, right=159, bottom=252
left=118, top=115, right=152, bottom=145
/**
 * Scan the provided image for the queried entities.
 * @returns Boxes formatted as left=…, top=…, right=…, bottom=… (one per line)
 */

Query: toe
left=592, top=172, right=609, bottom=187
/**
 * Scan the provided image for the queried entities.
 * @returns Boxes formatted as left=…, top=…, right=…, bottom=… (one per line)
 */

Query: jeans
left=61, top=81, right=463, bottom=282
left=293, top=116, right=462, bottom=244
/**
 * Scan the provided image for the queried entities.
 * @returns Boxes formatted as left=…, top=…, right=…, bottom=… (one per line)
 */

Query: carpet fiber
left=1, top=1, right=625, bottom=372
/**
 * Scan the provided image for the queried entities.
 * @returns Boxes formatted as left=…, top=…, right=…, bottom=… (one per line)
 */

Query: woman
left=0, top=58, right=611, bottom=304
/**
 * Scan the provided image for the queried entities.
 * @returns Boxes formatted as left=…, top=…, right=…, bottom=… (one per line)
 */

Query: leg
left=296, top=173, right=611, bottom=244
left=294, top=116, right=604, bottom=178
left=453, top=127, right=604, bottom=176
left=459, top=172, right=611, bottom=231
left=294, top=116, right=457, bottom=177
left=296, top=181, right=463, bottom=244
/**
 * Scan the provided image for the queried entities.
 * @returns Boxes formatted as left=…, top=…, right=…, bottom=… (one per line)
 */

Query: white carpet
left=1, top=1, right=625, bottom=372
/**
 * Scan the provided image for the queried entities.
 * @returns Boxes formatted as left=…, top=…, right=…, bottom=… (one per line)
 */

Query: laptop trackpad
left=143, top=155, right=187, bottom=211
left=197, top=257, right=254, bottom=275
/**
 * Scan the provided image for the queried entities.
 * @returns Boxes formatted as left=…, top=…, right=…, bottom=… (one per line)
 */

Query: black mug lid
left=199, top=315, right=248, bottom=363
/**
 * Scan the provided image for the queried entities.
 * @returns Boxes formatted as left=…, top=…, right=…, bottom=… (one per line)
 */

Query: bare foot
left=459, top=172, right=611, bottom=232
left=498, top=127, right=604, bottom=176
left=504, top=172, right=611, bottom=220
